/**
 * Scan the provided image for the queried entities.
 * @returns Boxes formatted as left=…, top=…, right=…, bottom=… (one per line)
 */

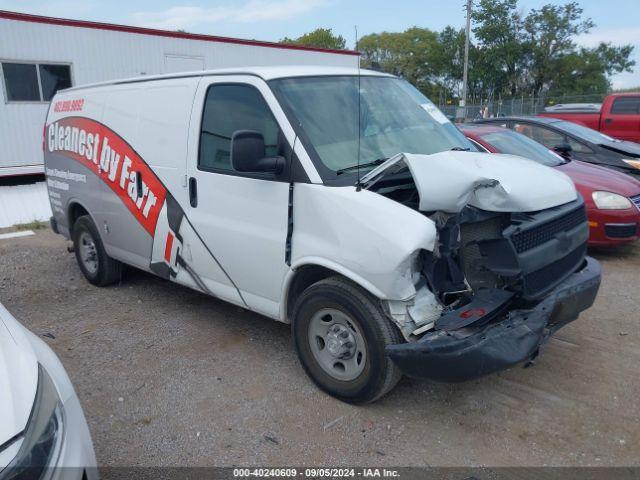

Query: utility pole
left=458, top=0, right=472, bottom=121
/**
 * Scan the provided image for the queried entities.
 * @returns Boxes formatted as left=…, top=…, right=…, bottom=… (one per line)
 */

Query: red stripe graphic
left=164, top=232, right=175, bottom=263
left=46, top=117, right=167, bottom=236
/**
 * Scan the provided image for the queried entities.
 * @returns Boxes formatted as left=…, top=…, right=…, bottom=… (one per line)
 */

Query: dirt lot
left=1, top=228, right=639, bottom=467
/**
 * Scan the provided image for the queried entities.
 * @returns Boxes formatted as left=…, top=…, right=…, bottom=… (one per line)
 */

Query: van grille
left=456, top=200, right=588, bottom=301
left=523, top=243, right=587, bottom=297
left=630, top=194, right=640, bottom=211
left=460, top=217, right=503, bottom=291
left=512, top=206, right=587, bottom=253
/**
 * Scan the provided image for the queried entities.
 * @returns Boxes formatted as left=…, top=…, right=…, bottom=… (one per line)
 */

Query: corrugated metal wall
left=0, top=17, right=358, bottom=173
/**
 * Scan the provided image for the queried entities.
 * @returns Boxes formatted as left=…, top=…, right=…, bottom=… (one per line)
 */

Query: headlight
left=592, top=191, right=633, bottom=210
left=622, top=159, right=640, bottom=170
left=1, top=365, right=64, bottom=479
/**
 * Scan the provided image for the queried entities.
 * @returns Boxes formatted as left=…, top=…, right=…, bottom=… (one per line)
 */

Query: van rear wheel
left=292, top=276, right=403, bottom=404
left=72, top=215, right=122, bottom=286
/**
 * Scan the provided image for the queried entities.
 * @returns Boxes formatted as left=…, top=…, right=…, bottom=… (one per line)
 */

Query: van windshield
left=270, top=75, right=474, bottom=184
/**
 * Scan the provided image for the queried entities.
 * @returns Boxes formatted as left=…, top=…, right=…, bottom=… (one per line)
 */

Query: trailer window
left=39, top=64, right=72, bottom=101
left=1, top=62, right=71, bottom=102
left=199, top=84, right=279, bottom=172
left=2, top=63, right=40, bottom=101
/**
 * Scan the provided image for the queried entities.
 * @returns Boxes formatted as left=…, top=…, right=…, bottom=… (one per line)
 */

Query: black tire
left=292, top=276, right=403, bottom=404
left=72, top=215, right=122, bottom=286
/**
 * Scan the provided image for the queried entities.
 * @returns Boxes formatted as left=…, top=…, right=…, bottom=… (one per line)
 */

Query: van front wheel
left=292, top=276, right=403, bottom=404
left=72, top=215, right=122, bottom=286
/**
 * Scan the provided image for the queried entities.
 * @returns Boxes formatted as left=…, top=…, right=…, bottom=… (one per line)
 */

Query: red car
left=462, top=124, right=640, bottom=247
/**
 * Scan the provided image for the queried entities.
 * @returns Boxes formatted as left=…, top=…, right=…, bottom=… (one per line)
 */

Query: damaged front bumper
left=386, top=256, right=601, bottom=382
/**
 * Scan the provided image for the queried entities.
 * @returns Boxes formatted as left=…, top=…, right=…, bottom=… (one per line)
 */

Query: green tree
left=522, top=2, right=594, bottom=95
left=432, top=26, right=466, bottom=96
left=470, top=0, right=635, bottom=98
left=548, top=43, right=636, bottom=96
left=281, top=28, right=346, bottom=50
left=295, top=1, right=635, bottom=102
left=523, top=3, right=634, bottom=97
left=357, top=27, right=445, bottom=98
left=471, top=0, right=525, bottom=97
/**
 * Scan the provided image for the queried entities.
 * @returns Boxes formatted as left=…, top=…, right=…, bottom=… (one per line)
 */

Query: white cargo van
left=44, top=66, right=601, bottom=403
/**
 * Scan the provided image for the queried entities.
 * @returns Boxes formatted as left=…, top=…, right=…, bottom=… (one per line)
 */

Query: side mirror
left=553, top=143, right=573, bottom=158
left=231, top=130, right=285, bottom=174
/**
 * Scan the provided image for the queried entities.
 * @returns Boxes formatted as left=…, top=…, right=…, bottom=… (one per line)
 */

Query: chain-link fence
left=438, top=93, right=608, bottom=121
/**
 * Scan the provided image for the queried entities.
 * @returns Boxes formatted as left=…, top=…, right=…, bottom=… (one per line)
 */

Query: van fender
left=64, top=197, right=132, bottom=264
left=286, top=184, right=437, bottom=317
left=64, top=197, right=95, bottom=238
left=280, top=256, right=401, bottom=323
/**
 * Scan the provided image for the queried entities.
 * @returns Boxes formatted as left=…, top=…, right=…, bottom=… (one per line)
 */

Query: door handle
left=136, top=172, right=143, bottom=198
left=189, top=177, right=198, bottom=208
left=604, top=118, right=613, bottom=124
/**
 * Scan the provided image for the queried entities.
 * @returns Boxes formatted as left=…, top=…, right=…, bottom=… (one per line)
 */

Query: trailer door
left=185, top=75, right=292, bottom=318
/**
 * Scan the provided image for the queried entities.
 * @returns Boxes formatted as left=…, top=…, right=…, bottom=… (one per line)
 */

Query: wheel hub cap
left=307, top=308, right=367, bottom=381
left=79, top=232, right=98, bottom=274
left=325, top=324, right=356, bottom=359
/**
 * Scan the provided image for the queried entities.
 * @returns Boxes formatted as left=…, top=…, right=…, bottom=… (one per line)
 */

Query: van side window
left=199, top=84, right=280, bottom=172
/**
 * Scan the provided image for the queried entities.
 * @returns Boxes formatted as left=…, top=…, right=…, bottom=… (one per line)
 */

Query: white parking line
left=0, top=230, right=35, bottom=240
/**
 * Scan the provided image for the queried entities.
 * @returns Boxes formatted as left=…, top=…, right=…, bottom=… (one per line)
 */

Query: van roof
left=63, top=66, right=393, bottom=92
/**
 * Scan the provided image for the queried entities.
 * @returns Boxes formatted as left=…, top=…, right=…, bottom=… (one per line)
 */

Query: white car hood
left=0, top=309, right=38, bottom=449
left=364, top=151, right=577, bottom=213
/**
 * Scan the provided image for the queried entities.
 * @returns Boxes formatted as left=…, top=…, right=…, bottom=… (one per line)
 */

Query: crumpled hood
left=364, top=151, right=577, bottom=213
left=0, top=309, right=38, bottom=449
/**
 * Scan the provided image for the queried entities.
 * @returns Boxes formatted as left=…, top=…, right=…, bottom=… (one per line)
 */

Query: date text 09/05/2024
left=233, top=468, right=400, bottom=478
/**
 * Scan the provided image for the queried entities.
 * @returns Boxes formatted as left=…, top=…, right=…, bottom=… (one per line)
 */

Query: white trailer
left=0, top=10, right=359, bottom=177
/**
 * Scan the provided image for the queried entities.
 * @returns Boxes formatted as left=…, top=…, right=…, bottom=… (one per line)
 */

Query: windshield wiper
left=450, top=146, right=470, bottom=151
left=336, top=158, right=388, bottom=175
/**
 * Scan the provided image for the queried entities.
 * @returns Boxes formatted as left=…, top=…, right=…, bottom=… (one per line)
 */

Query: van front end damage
left=387, top=256, right=600, bottom=382
left=364, top=151, right=602, bottom=382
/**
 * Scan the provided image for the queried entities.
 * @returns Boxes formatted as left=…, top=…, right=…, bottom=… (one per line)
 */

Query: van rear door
left=185, top=75, right=294, bottom=318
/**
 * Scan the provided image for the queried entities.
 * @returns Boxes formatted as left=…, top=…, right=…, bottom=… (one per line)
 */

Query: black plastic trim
left=387, top=256, right=601, bottom=382
left=49, top=216, right=59, bottom=234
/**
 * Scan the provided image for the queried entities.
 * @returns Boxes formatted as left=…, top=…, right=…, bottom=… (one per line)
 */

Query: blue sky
left=1, top=0, right=638, bottom=88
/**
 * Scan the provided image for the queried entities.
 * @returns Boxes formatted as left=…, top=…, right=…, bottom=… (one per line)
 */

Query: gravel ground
left=1, top=228, right=639, bottom=467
